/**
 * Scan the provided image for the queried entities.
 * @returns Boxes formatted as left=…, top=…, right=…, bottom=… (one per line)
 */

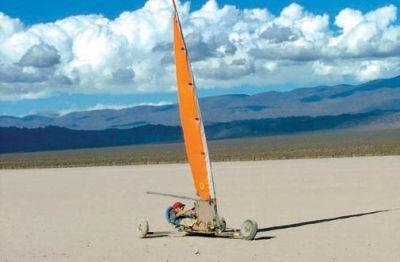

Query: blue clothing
left=166, top=206, right=179, bottom=225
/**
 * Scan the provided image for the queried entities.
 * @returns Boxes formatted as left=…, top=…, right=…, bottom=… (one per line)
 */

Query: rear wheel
left=137, top=220, right=149, bottom=238
left=240, top=219, right=258, bottom=240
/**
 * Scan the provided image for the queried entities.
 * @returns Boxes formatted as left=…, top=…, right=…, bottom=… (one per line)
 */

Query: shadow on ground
left=257, top=209, right=390, bottom=233
left=142, top=209, right=391, bottom=241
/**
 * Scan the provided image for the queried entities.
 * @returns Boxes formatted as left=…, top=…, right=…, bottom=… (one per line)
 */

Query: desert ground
left=1, top=156, right=399, bottom=261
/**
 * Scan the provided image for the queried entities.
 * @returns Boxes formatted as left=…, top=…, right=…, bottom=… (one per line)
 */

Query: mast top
left=171, top=0, right=177, bottom=13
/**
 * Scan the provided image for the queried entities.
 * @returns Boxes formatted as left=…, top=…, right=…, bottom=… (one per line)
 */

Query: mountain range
left=1, top=110, right=397, bottom=154
left=1, top=75, right=400, bottom=154
left=1, top=75, right=400, bottom=130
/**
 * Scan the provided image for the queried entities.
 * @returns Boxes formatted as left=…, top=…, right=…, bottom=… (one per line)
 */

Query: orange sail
left=172, top=0, right=216, bottom=201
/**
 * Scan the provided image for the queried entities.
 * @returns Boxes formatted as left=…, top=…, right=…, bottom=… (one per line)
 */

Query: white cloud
left=313, top=61, right=333, bottom=75
left=57, top=101, right=172, bottom=116
left=86, top=101, right=172, bottom=111
left=0, top=12, right=23, bottom=40
left=0, top=0, right=399, bottom=100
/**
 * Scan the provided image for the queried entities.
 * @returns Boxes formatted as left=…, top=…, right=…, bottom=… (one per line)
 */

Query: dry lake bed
left=1, top=156, right=400, bottom=261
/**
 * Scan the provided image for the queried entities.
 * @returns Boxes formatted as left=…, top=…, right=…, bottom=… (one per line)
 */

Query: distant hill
left=1, top=75, right=400, bottom=130
left=0, top=125, right=182, bottom=154
left=1, top=110, right=398, bottom=154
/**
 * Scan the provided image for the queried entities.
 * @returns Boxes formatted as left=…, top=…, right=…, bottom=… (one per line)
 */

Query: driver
left=167, top=201, right=207, bottom=231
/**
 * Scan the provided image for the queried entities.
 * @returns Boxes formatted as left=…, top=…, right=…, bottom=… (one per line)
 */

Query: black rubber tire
left=137, top=220, right=149, bottom=238
left=240, top=219, right=258, bottom=240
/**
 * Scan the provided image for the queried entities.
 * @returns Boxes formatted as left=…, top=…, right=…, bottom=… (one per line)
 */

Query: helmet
left=172, top=201, right=183, bottom=210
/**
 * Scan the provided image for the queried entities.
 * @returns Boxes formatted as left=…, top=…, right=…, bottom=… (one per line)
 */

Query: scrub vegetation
left=1, top=128, right=400, bottom=169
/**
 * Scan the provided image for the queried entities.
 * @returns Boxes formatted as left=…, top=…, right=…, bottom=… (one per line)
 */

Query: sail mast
left=172, top=0, right=216, bottom=201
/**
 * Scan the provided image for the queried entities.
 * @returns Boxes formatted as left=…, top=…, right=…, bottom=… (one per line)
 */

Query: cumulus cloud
left=0, top=64, right=48, bottom=83
left=19, top=44, right=60, bottom=67
left=0, top=0, right=399, bottom=100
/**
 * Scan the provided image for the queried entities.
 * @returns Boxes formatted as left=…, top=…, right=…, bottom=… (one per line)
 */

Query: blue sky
left=1, top=0, right=398, bottom=24
left=0, top=0, right=399, bottom=116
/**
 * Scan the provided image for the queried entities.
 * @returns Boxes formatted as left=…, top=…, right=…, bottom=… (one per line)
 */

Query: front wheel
left=137, top=220, right=149, bottom=238
left=240, top=219, right=258, bottom=240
